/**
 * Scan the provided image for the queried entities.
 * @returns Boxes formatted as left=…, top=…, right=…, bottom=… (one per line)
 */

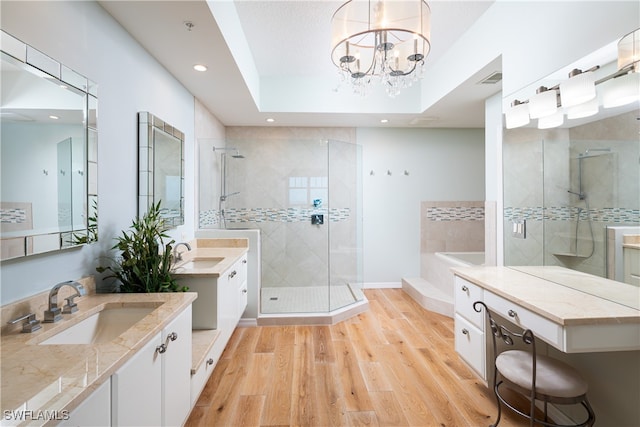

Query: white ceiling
left=99, top=0, right=501, bottom=128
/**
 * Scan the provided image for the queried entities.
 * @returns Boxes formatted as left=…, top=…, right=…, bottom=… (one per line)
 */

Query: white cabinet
left=111, top=331, right=162, bottom=426
left=161, top=305, right=192, bottom=427
left=623, top=246, right=640, bottom=286
left=188, top=255, right=248, bottom=407
left=111, top=305, right=192, bottom=427
left=61, top=380, right=111, bottom=427
left=185, top=255, right=248, bottom=330
left=453, top=276, right=486, bottom=380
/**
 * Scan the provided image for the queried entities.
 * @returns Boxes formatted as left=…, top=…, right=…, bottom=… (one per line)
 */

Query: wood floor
left=185, top=288, right=528, bottom=427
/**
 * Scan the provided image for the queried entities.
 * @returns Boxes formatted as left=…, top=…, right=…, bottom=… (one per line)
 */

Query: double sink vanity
left=1, top=238, right=248, bottom=426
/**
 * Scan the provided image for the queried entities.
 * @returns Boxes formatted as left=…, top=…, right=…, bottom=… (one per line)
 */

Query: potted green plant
left=97, top=201, right=187, bottom=293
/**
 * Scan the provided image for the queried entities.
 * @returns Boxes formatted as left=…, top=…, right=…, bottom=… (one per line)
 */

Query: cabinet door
left=162, top=305, right=193, bottom=427
left=111, top=331, right=162, bottom=426
left=454, top=314, right=486, bottom=380
left=61, top=380, right=110, bottom=427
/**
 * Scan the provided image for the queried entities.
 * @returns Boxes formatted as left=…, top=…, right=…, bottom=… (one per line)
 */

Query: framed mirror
left=502, top=34, right=640, bottom=309
left=0, top=30, right=98, bottom=261
left=138, top=112, right=184, bottom=227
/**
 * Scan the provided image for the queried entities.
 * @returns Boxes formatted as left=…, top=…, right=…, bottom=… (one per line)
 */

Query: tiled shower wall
left=199, top=127, right=360, bottom=290
left=420, top=201, right=485, bottom=277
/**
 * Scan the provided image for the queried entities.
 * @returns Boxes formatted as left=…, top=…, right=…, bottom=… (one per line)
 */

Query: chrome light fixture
left=505, top=27, right=640, bottom=130
left=331, top=0, right=431, bottom=97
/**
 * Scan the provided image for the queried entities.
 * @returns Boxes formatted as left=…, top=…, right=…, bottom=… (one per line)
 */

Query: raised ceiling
left=99, top=0, right=501, bottom=128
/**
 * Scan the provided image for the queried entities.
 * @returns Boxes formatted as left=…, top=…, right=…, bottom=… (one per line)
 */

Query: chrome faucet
left=43, top=281, right=86, bottom=323
left=173, top=242, right=192, bottom=262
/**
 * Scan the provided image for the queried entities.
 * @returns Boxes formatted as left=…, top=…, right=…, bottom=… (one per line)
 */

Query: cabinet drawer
left=484, top=291, right=562, bottom=348
left=454, top=276, right=484, bottom=329
left=190, top=351, right=217, bottom=407
left=454, top=314, right=486, bottom=380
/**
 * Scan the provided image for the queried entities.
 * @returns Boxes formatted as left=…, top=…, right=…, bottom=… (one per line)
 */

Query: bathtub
left=423, top=251, right=485, bottom=306
left=435, top=251, right=485, bottom=267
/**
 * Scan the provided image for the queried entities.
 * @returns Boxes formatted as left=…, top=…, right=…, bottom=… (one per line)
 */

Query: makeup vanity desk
left=452, top=266, right=640, bottom=380
left=452, top=266, right=640, bottom=425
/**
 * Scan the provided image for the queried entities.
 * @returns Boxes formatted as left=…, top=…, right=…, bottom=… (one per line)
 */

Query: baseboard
left=363, top=282, right=402, bottom=289
left=238, top=318, right=258, bottom=327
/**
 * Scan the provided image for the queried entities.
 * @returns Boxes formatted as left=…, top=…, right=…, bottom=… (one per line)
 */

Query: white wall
left=358, top=127, right=485, bottom=285
left=1, top=1, right=196, bottom=304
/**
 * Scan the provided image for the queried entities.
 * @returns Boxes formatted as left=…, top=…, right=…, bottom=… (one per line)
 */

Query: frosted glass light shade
left=529, top=89, right=558, bottom=119
left=537, top=110, right=564, bottom=129
left=602, top=71, right=640, bottom=108
left=618, top=29, right=640, bottom=71
left=566, top=97, right=599, bottom=119
left=560, top=71, right=596, bottom=108
left=505, top=102, right=530, bottom=129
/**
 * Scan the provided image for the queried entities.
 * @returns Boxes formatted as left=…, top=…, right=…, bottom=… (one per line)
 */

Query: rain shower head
left=213, top=146, right=245, bottom=158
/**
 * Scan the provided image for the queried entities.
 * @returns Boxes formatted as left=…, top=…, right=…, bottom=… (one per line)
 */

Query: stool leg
left=490, top=382, right=503, bottom=427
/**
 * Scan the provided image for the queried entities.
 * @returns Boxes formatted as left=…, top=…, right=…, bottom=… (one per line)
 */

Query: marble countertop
left=623, top=234, right=640, bottom=250
left=171, top=238, right=248, bottom=277
left=451, top=266, right=640, bottom=326
left=1, top=291, right=196, bottom=425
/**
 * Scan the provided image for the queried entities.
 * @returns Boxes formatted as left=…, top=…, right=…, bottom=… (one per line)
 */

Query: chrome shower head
left=213, top=146, right=244, bottom=158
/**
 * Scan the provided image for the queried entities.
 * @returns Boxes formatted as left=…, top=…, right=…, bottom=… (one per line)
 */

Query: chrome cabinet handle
left=242, top=289, right=248, bottom=294
left=461, top=285, right=469, bottom=292
left=461, top=328, right=469, bottom=335
left=229, top=270, right=237, bottom=279
left=242, top=259, right=247, bottom=264
left=508, top=309, right=517, bottom=318
left=156, top=332, right=178, bottom=354
left=206, top=358, right=214, bottom=366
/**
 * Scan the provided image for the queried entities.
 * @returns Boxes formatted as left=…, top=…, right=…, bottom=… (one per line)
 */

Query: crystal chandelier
left=331, top=0, right=431, bottom=97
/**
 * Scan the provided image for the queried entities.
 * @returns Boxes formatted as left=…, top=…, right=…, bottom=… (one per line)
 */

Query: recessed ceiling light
left=49, top=115, right=59, bottom=120
left=193, top=64, right=207, bottom=72
left=266, top=118, right=275, bottom=123
left=380, top=119, right=389, bottom=123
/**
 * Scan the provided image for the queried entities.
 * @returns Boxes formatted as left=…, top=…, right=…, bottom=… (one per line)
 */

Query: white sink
left=39, top=304, right=160, bottom=345
left=177, top=257, right=223, bottom=270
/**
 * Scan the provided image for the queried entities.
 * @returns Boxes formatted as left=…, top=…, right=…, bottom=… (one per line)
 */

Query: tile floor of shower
left=260, top=284, right=365, bottom=314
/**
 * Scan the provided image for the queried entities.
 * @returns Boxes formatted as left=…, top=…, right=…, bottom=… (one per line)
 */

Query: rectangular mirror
left=0, top=30, right=98, bottom=260
left=502, top=35, right=640, bottom=309
left=138, top=112, right=184, bottom=227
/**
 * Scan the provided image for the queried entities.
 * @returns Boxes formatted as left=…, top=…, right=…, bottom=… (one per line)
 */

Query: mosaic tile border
left=1, top=208, right=28, bottom=224
left=199, top=207, right=351, bottom=227
left=504, top=206, right=640, bottom=223
left=425, top=206, right=485, bottom=221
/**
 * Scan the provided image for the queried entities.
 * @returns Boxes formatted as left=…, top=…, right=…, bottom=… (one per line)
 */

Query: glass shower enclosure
left=199, top=137, right=364, bottom=315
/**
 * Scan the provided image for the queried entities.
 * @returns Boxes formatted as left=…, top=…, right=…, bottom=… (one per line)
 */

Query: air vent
left=409, top=116, right=440, bottom=125
left=478, top=71, right=502, bottom=85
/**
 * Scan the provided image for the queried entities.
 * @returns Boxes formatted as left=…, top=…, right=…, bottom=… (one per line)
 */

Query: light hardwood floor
left=185, top=288, right=529, bottom=426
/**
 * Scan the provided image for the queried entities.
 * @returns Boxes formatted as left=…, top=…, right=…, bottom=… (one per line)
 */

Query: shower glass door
left=219, top=137, right=363, bottom=314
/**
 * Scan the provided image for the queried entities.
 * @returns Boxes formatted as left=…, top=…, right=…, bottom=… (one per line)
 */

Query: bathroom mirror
left=138, top=112, right=184, bottom=227
left=502, top=36, right=640, bottom=309
left=0, top=30, right=98, bottom=261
